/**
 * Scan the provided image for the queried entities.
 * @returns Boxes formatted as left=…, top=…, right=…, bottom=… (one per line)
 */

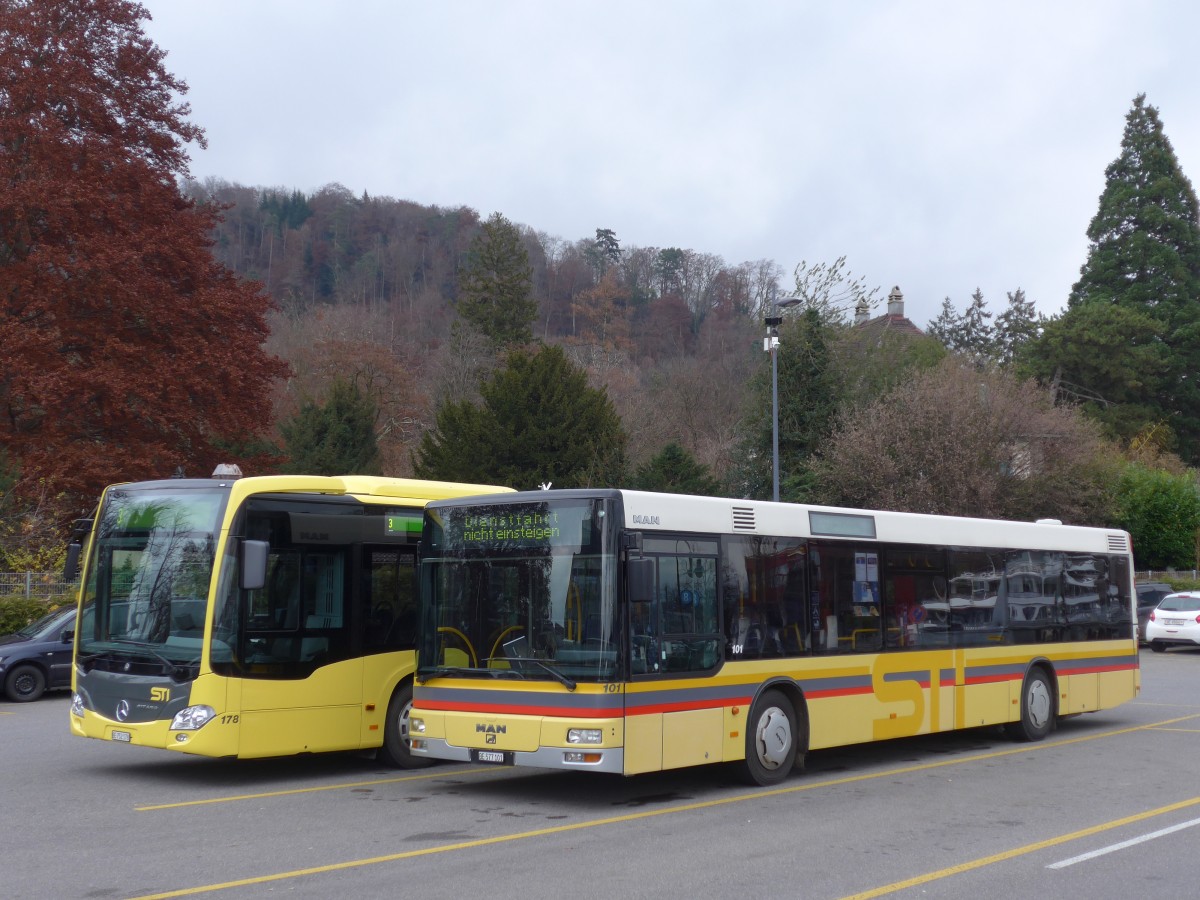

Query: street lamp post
left=764, top=297, right=801, bottom=502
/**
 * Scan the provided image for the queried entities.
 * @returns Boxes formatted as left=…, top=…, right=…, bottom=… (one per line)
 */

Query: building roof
left=854, top=285, right=925, bottom=345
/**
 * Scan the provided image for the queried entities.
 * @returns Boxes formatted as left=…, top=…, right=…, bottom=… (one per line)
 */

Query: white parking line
left=1047, top=816, right=1200, bottom=869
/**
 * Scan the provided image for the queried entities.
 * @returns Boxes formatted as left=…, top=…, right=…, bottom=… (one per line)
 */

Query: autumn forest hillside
left=4, top=1, right=1200, bottom=574
left=191, top=177, right=795, bottom=481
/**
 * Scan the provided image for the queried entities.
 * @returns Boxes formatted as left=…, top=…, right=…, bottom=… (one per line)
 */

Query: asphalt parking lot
left=5, top=649, right=1200, bottom=900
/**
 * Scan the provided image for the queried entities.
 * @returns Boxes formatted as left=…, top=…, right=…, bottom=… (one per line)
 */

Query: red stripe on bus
left=962, top=673, right=1022, bottom=686
left=626, top=696, right=755, bottom=716
left=1056, top=662, right=1138, bottom=676
left=803, top=686, right=874, bottom=699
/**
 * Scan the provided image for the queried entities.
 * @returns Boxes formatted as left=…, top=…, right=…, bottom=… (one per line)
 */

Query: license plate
left=111, top=730, right=132, bottom=743
left=1164, top=618, right=1187, bottom=626
left=472, top=749, right=511, bottom=765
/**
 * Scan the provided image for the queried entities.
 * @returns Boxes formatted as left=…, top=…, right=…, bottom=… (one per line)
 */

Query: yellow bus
left=66, top=468, right=510, bottom=765
left=409, top=489, right=1140, bottom=784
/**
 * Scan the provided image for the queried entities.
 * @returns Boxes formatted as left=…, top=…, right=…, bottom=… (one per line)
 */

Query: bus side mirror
left=63, top=542, right=82, bottom=582
left=240, top=539, right=269, bottom=591
left=626, top=557, right=655, bottom=605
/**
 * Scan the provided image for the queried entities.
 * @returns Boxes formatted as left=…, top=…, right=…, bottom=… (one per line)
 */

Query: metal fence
left=0, top=572, right=79, bottom=600
left=1138, top=571, right=1200, bottom=583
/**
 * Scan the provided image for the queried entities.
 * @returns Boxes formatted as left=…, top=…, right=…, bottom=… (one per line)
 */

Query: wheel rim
left=1027, top=679, right=1051, bottom=730
left=14, top=672, right=37, bottom=698
left=397, top=698, right=413, bottom=746
left=754, top=705, right=792, bottom=770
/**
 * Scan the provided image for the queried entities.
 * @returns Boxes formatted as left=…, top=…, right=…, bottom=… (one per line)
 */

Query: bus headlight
left=71, top=693, right=86, bottom=718
left=410, top=717, right=425, bottom=734
left=567, top=728, right=602, bottom=744
left=171, top=705, right=216, bottom=731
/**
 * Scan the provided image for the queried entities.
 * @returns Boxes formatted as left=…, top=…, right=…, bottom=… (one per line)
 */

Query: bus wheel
left=378, top=681, right=432, bottom=769
left=1005, top=667, right=1055, bottom=742
left=741, top=689, right=796, bottom=786
left=5, top=664, right=46, bottom=702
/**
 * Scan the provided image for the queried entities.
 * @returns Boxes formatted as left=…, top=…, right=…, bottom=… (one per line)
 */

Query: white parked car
left=1145, top=591, right=1200, bottom=652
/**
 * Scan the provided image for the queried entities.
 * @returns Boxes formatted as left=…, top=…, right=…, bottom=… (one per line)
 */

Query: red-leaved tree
left=0, top=0, right=289, bottom=520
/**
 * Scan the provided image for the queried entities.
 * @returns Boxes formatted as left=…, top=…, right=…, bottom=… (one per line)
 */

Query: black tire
left=377, top=681, right=432, bottom=769
left=740, top=689, right=796, bottom=786
left=1149, top=641, right=1167, bottom=653
left=1005, top=667, right=1055, bottom=742
left=5, top=664, right=47, bottom=703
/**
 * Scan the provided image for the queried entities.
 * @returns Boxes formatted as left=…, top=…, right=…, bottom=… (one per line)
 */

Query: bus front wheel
left=740, top=689, right=796, bottom=786
left=378, top=681, right=432, bottom=769
left=1005, top=667, right=1055, bottom=742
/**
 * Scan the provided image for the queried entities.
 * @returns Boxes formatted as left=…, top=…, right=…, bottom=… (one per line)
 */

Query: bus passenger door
left=238, top=547, right=363, bottom=757
left=626, top=537, right=722, bottom=773
left=359, top=545, right=420, bottom=744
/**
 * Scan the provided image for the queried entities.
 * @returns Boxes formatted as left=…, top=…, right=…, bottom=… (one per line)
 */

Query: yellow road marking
left=839, top=795, right=1200, bottom=899
left=135, top=765, right=493, bottom=811
left=129, top=712, right=1200, bottom=899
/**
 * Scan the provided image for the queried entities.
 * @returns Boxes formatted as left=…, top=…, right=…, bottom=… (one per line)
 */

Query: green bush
left=0, top=596, right=65, bottom=634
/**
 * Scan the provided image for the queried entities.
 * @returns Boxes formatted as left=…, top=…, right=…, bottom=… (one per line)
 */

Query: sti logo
left=150, top=687, right=170, bottom=702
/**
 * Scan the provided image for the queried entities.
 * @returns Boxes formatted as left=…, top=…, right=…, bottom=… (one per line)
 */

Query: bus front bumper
left=69, top=702, right=235, bottom=757
left=412, top=735, right=625, bottom=774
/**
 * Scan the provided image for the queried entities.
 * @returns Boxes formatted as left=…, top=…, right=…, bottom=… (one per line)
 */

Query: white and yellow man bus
left=66, top=468, right=510, bottom=765
left=409, top=489, right=1140, bottom=785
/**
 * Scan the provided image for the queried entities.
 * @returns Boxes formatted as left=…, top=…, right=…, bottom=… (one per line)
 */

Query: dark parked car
left=0, top=605, right=76, bottom=702
left=1136, top=582, right=1175, bottom=642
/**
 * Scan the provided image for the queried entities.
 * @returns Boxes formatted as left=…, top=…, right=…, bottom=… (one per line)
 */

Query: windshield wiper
left=417, top=666, right=478, bottom=683
left=106, top=640, right=196, bottom=681
left=504, top=656, right=577, bottom=691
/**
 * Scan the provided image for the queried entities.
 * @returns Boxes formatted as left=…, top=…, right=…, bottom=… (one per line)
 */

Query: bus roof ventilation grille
left=1108, top=533, right=1129, bottom=553
left=732, top=506, right=756, bottom=531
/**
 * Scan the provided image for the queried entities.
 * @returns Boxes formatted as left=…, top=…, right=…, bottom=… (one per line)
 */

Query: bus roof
left=425, top=488, right=1130, bottom=556
left=100, top=474, right=514, bottom=507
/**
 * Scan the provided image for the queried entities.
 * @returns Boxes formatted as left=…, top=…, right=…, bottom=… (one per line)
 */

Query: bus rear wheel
left=378, top=681, right=432, bottom=768
left=1005, top=667, right=1055, bottom=742
left=740, top=689, right=796, bottom=786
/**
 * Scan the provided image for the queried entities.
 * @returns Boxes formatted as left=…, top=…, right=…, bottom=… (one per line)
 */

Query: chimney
left=854, top=297, right=871, bottom=325
left=887, top=285, right=904, bottom=317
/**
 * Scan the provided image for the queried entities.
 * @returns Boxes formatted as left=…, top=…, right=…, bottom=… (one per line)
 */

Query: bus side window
left=363, top=548, right=417, bottom=651
left=722, top=535, right=808, bottom=659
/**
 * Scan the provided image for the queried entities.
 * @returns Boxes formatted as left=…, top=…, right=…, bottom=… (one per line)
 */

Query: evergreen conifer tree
left=1050, top=94, right=1200, bottom=459
left=414, top=345, right=626, bottom=489
left=731, top=308, right=841, bottom=501
left=993, top=289, right=1039, bottom=366
left=456, top=212, right=537, bottom=349
left=958, top=288, right=995, bottom=363
left=630, top=443, right=722, bottom=495
left=1070, top=95, right=1200, bottom=313
left=279, top=378, right=381, bottom=475
left=925, top=298, right=964, bottom=348
left=926, top=291, right=995, bottom=363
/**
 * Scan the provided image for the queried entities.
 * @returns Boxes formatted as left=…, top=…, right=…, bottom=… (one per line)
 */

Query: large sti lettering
left=871, top=652, right=943, bottom=741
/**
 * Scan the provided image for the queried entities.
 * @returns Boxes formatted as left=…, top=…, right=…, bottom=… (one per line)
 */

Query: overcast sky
left=139, top=1, right=1200, bottom=328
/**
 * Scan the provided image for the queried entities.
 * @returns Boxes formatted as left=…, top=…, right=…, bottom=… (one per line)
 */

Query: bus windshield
left=78, top=484, right=228, bottom=668
left=419, top=497, right=617, bottom=684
